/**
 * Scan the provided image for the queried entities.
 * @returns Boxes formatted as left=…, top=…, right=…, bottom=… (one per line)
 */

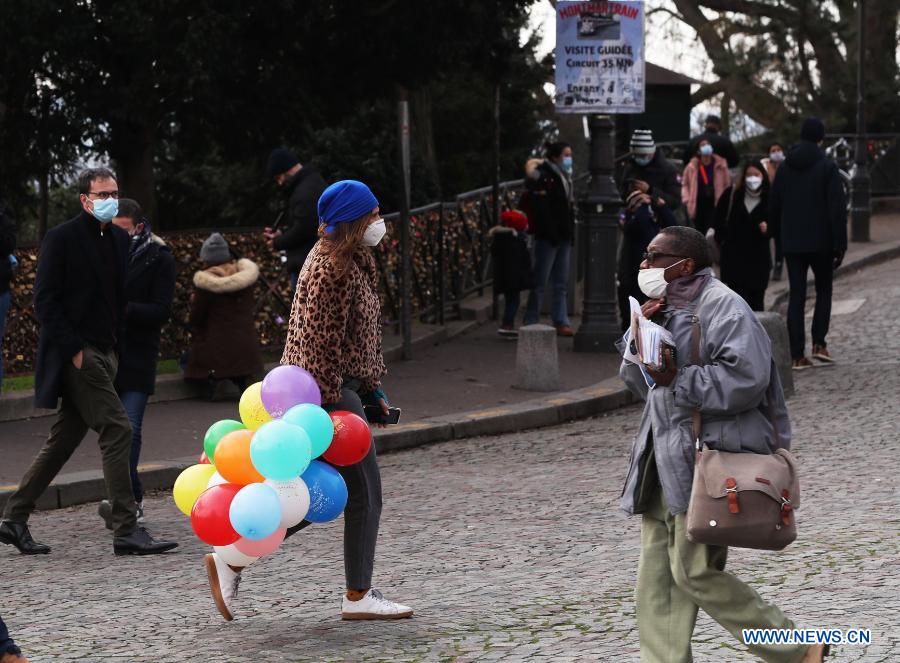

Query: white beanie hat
left=630, top=129, right=655, bottom=155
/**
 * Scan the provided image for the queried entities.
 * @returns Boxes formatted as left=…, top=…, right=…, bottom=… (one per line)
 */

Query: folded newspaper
left=621, top=296, right=674, bottom=372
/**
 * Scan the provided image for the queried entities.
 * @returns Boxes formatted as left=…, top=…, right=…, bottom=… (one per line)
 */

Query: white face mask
left=638, top=259, right=685, bottom=299
left=769, top=150, right=784, bottom=163
left=744, top=176, right=763, bottom=191
left=361, top=219, right=386, bottom=246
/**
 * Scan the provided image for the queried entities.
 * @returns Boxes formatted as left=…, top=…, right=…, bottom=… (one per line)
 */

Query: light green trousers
left=636, top=483, right=808, bottom=663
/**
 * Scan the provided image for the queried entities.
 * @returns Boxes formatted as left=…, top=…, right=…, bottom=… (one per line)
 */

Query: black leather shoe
left=113, top=527, right=178, bottom=556
left=0, top=520, right=51, bottom=555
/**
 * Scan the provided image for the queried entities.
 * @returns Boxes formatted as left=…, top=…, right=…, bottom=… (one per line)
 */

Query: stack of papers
left=622, top=296, right=674, bottom=371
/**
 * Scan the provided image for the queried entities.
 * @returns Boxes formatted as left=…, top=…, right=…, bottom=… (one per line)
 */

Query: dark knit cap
left=200, top=232, right=231, bottom=265
left=267, top=148, right=300, bottom=178
left=800, top=117, right=826, bottom=143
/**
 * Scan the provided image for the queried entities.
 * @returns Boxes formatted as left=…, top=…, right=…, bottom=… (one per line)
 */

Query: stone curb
left=0, top=377, right=635, bottom=513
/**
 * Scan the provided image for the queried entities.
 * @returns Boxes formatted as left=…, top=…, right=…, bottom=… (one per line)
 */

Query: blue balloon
left=250, top=420, right=312, bottom=481
left=283, top=404, right=334, bottom=458
left=229, top=483, right=282, bottom=540
left=301, top=460, right=348, bottom=523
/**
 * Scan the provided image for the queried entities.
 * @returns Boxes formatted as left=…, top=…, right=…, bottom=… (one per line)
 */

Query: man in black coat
left=770, top=118, right=847, bottom=368
left=0, top=169, right=176, bottom=557
left=685, top=115, right=740, bottom=168
left=263, top=148, right=327, bottom=289
left=619, top=128, right=682, bottom=212
left=96, top=198, right=175, bottom=525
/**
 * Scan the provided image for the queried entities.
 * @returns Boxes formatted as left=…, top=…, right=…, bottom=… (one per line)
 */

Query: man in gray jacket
left=617, top=226, right=827, bottom=662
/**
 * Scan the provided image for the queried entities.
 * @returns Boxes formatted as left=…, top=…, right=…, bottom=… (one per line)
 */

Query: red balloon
left=323, top=410, right=371, bottom=466
left=199, top=451, right=211, bottom=465
left=190, top=483, right=242, bottom=546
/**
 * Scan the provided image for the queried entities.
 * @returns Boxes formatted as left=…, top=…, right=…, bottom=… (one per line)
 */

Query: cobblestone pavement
left=3, top=259, right=899, bottom=662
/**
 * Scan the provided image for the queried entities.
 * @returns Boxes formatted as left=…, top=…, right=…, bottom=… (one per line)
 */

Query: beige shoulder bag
left=685, top=316, right=800, bottom=550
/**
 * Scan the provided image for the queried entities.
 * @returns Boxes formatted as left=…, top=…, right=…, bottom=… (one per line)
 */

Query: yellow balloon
left=240, top=381, right=273, bottom=431
left=173, top=464, right=217, bottom=516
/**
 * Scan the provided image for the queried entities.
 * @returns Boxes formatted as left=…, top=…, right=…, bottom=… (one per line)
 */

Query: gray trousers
left=285, top=387, right=382, bottom=589
left=3, top=345, right=137, bottom=536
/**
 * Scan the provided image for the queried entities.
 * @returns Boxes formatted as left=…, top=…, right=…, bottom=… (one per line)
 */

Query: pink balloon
left=233, top=527, right=286, bottom=557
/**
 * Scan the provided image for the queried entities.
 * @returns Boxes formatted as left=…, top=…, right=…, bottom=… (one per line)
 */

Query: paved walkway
left=0, top=321, right=620, bottom=486
left=2, top=257, right=898, bottom=660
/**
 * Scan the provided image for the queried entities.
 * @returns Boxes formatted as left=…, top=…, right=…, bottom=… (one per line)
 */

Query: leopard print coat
left=281, top=241, right=385, bottom=404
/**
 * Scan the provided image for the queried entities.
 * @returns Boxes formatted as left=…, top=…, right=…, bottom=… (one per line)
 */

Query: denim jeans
left=0, top=290, right=10, bottom=390
left=524, top=239, right=571, bottom=327
left=119, top=390, right=150, bottom=503
left=0, top=613, right=21, bottom=657
left=785, top=252, right=833, bottom=360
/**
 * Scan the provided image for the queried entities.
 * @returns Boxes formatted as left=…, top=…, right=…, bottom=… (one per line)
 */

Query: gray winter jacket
left=617, top=270, right=792, bottom=516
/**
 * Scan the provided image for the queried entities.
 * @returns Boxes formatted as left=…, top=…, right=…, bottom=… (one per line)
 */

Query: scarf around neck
left=666, top=267, right=712, bottom=309
left=129, top=219, right=154, bottom=263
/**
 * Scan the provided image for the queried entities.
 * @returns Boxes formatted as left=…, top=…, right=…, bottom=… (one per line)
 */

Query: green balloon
left=204, top=419, right=246, bottom=462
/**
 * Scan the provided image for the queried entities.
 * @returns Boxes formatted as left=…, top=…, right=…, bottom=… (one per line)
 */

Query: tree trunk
left=411, top=86, right=442, bottom=198
left=110, top=122, right=158, bottom=226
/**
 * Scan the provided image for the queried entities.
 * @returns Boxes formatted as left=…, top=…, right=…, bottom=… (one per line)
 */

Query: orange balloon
left=213, top=430, right=265, bottom=485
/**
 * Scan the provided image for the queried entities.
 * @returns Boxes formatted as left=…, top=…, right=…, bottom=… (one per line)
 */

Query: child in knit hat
left=490, top=209, right=534, bottom=337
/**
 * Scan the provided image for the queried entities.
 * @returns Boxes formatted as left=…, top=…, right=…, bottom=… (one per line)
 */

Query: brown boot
left=556, top=325, right=574, bottom=337
left=0, top=652, right=30, bottom=663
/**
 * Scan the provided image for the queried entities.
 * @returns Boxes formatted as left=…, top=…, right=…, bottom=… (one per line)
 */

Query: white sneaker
left=205, top=553, right=241, bottom=621
left=341, top=589, right=413, bottom=620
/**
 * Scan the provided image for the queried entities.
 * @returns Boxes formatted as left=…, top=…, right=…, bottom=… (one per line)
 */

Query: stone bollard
left=755, top=311, right=794, bottom=398
left=515, top=324, right=560, bottom=391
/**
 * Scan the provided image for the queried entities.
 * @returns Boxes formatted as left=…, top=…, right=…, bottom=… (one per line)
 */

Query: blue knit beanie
left=318, top=180, right=379, bottom=233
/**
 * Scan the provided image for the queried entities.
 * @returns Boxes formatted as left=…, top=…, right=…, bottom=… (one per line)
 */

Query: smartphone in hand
left=362, top=405, right=402, bottom=425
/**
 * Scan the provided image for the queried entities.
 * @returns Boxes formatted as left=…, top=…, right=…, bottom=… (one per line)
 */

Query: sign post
left=554, top=1, right=645, bottom=352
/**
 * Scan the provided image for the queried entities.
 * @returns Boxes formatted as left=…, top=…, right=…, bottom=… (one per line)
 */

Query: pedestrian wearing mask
left=617, top=183, right=678, bottom=329
left=617, top=226, right=829, bottom=663
left=681, top=139, right=730, bottom=235
left=95, top=198, right=175, bottom=528
left=523, top=141, right=576, bottom=336
left=619, top=128, right=681, bottom=212
left=205, top=180, right=413, bottom=623
left=761, top=143, right=786, bottom=280
left=0, top=169, right=176, bottom=556
left=713, top=161, right=771, bottom=311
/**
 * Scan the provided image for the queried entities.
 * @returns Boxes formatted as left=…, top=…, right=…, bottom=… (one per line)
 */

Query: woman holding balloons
left=199, top=180, right=412, bottom=622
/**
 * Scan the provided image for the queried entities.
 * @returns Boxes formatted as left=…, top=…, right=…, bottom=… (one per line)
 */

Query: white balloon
left=207, top=471, right=228, bottom=489
left=213, top=543, right=259, bottom=567
left=264, top=477, right=310, bottom=528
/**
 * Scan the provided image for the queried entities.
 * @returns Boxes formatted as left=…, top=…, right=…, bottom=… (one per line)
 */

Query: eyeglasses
left=87, top=190, right=119, bottom=200
left=642, top=251, right=687, bottom=264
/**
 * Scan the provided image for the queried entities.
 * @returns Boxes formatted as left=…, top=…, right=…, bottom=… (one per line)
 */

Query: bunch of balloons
left=173, top=365, right=373, bottom=566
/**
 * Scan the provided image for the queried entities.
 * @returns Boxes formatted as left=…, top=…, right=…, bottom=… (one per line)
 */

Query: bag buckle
left=724, top=477, right=740, bottom=514
left=780, top=489, right=793, bottom=526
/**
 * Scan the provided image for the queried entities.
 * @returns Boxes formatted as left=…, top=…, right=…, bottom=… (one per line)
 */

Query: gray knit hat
left=200, top=232, right=231, bottom=265
left=630, top=128, right=655, bottom=155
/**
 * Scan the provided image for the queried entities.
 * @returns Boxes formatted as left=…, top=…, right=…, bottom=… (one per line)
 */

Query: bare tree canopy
left=659, top=0, right=899, bottom=133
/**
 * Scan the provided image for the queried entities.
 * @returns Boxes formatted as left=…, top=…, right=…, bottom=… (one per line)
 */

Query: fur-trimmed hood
left=193, top=258, right=259, bottom=294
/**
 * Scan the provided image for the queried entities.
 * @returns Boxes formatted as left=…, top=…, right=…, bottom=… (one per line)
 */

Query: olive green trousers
left=636, top=483, right=808, bottom=663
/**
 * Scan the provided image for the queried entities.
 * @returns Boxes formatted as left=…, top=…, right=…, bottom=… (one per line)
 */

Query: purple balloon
left=261, top=365, right=322, bottom=417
